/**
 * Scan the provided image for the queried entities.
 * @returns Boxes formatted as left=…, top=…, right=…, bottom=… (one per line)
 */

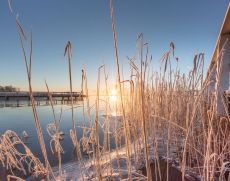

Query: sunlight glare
left=111, top=88, right=117, bottom=102
left=111, top=88, right=117, bottom=96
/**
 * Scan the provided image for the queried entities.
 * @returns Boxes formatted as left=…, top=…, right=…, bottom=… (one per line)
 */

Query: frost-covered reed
left=1, top=1, right=230, bottom=181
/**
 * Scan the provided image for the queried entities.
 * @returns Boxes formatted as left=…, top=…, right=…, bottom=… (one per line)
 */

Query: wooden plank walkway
left=0, top=91, right=84, bottom=101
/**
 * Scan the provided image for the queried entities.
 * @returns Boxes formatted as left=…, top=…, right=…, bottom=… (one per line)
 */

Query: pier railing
left=0, top=91, right=84, bottom=100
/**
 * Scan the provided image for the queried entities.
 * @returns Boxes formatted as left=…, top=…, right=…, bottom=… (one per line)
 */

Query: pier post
left=217, top=33, right=230, bottom=115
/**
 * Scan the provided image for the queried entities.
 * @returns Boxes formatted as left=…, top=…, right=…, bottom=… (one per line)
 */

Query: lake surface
left=0, top=98, right=119, bottom=167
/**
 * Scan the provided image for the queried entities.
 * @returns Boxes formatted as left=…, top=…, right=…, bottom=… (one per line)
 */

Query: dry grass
left=1, top=1, right=230, bottom=181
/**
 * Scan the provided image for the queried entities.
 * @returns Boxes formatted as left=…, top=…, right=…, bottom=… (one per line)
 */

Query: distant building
left=207, top=3, right=230, bottom=115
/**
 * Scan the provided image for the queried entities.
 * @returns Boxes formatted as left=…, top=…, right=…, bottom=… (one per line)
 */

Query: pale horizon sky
left=0, top=0, right=229, bottom=92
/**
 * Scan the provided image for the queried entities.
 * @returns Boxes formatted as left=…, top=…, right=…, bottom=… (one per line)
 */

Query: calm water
left=0, top=98, right=118, bottom=167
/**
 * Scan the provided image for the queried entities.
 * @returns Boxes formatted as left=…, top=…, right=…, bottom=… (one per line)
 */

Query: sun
left=111, top=88, right=117, bottom=96
left=110, top=88, right=117, bottom=102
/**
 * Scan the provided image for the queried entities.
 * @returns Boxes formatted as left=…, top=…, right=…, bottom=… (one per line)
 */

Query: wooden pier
left=0, top=91, right=84, bottom=107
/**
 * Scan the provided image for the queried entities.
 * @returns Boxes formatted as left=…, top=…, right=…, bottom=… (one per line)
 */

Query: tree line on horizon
left=0, top=85, right=20, bottom=92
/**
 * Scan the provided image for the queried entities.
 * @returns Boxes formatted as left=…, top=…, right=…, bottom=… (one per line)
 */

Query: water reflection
left=0, top=96, right=123, bottom=167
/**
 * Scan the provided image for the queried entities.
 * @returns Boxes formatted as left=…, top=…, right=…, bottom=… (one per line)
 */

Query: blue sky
left=0, top=0, right=229, bottom=91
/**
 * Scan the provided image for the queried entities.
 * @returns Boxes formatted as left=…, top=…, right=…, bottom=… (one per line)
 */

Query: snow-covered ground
left=52, top=145, right=147, bottom=180
left=52, top=137, right=200, bottom=181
